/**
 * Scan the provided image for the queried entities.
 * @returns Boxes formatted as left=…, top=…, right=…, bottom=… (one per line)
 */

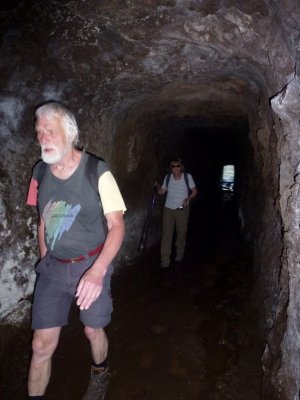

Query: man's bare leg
left=84, top=327, right=108, bottom=364
left=28, top=327, right=61, bottom=396
left=82, top=327, right=109, bottom=400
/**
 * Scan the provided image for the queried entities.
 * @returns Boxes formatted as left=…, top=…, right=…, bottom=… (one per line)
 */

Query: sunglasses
left=171, top=164, right=181, bottom=168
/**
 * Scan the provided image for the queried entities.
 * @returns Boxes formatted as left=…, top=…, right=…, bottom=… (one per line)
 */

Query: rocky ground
left=0, top=194, right=263, bottom=400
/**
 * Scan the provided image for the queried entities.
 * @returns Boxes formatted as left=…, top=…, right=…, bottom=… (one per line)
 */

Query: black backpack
left=165, top=172, right=192, bottom=195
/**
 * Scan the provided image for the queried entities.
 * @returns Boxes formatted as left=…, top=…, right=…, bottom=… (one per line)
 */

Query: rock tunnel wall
left=260, top=77, right=300, bottom=400
left=0, top=0, right=299, bottom=397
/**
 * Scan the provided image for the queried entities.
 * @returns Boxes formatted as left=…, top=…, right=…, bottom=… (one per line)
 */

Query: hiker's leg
left=80, top=270, right=113, bottom=399
left=81, top=327, right=109, bottom=400
left=175, top=206, right=190, bottom=261
left=161, top=207, right=175, bottom=266
left=81, top=321, right=111, bottom=400
left=28, top=327, right=61, bottom=396
left=28, top=255, right=70, bottom=397
left=84, top=326, right=108, bottom=365
left=80, top=269, right=113, bottom=367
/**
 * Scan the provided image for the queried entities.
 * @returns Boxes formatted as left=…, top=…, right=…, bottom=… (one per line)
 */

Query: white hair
left=35, top=102, right=79, bottom=145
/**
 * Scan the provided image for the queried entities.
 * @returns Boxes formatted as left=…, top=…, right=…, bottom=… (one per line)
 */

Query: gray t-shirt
left=32, top=152, right=121, bottom=258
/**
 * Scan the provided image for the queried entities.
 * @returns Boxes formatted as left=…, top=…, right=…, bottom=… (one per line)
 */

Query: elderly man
left=26, top=102, right=126, bottom=400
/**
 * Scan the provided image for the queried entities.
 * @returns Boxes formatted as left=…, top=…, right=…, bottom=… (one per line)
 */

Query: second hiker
left=156, top=157, right=197, bottom=268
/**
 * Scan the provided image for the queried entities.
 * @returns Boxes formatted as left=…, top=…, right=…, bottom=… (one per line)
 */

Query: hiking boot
left=160, top=261, right=170, bottom=268
left=82, top=366, right=109, bottom=400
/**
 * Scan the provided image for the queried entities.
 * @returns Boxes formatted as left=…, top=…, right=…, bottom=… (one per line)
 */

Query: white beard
left=41, top=144, right=68, bottom=164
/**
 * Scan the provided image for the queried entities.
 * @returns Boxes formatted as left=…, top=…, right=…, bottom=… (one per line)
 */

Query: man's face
left=170, top=162, right=182, bottom=175
left=36, top=115, right=71, bottom=164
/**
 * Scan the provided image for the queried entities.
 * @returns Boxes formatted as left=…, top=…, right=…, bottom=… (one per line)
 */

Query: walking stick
left=137, top=187, right=157, bottom=253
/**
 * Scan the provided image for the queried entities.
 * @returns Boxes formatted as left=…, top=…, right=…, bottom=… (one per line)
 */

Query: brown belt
left=54, top=243, right=104, bottom=264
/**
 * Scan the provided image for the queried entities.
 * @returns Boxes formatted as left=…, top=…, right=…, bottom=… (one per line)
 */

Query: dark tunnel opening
left=184, top=126, right=244, bottom=239
left=152, top=114, right=251, bottom=263
left=183, top=127, right=240, bottom=260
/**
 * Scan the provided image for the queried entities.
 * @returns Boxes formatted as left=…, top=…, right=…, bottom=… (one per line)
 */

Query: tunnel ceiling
left=0, top=0, right=298, bottom=208
left=0, top=0, right=297, bottom=127
left=126, top=80, right=253, bottom=129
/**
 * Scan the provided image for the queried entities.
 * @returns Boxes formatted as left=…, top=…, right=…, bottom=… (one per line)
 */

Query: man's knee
left=84, top=326, right=104, bottom=341
left=84, top=326, right=104, bottom=339
left=31, top=330, right=60, bottom=360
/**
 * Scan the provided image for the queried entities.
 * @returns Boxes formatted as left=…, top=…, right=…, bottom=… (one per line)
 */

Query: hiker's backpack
left=35, top=152, right=101, bottom=200
left=165, top=172, right=192, bottom=195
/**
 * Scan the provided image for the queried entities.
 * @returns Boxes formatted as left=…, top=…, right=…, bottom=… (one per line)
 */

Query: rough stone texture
left=0, top=0, right=300, bottom=397
left=261, top=77, right=300, bottom=399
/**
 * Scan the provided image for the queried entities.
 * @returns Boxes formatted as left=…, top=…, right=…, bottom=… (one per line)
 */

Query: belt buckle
left=69, top=256, right=81, bottom=263
left=71, top=255, right=86, bottom=263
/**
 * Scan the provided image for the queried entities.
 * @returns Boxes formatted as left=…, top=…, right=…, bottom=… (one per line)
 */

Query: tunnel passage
left=0, top=61, right=285, bottom=397
left=103, top=79, right=282, bottom=397
left=99, top=81, right=275, bottom=399
left=112, top=80, right=262, bottom=263
left=175, top=123, right=247, bottom=254
left=154, top=118, right=251, bottom=261
left=0, top=92, right=265, bottom=399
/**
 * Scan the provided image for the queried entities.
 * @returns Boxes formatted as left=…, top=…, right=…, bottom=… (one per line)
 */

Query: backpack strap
left=184, top=172, right=192, bottom=196
left=36, top=160, right=47, bottom=186
left=166, top=173, right=171, bottom=187
left=85, top=152, right=103, bottom=200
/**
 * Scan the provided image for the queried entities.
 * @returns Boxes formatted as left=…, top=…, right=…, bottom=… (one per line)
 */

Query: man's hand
left=76, top=210, right=125, bottom=310
left=76, top=268, right=104, bottom=310
left=182, top=197, right=190, bottom=208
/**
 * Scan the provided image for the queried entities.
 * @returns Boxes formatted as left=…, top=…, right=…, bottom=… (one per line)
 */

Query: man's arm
left=76, top=210, right=125, bottom=310
left=157, top=186, right=167, bottom=196
left=182, top=186, right=198, bottom=207
left=189, top=187, right=198, bottom=200
left=154, top=180, right=167, bottom=196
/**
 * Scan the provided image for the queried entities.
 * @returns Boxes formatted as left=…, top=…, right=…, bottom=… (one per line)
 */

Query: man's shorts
left=31, top=252, right=113, bottom=330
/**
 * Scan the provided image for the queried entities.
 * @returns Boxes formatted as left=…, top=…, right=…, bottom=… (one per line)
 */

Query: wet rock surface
left=0, top=197, right=262, bottom=399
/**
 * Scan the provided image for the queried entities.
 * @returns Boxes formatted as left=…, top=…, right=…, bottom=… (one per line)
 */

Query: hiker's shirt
left=27, top=152, right=126, bottom=259
left=162, top=173, right=196, bottom=210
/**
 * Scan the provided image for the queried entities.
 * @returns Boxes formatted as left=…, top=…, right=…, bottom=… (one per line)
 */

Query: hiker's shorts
left=31, top=252, right=113, bottom=330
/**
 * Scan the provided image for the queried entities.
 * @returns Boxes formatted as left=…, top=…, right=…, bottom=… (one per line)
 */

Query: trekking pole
left=137, top=188, right=156, bottom=253
left=137, top=186, right=157, bottom=253
left=142, top=188, right=157, bottom=252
